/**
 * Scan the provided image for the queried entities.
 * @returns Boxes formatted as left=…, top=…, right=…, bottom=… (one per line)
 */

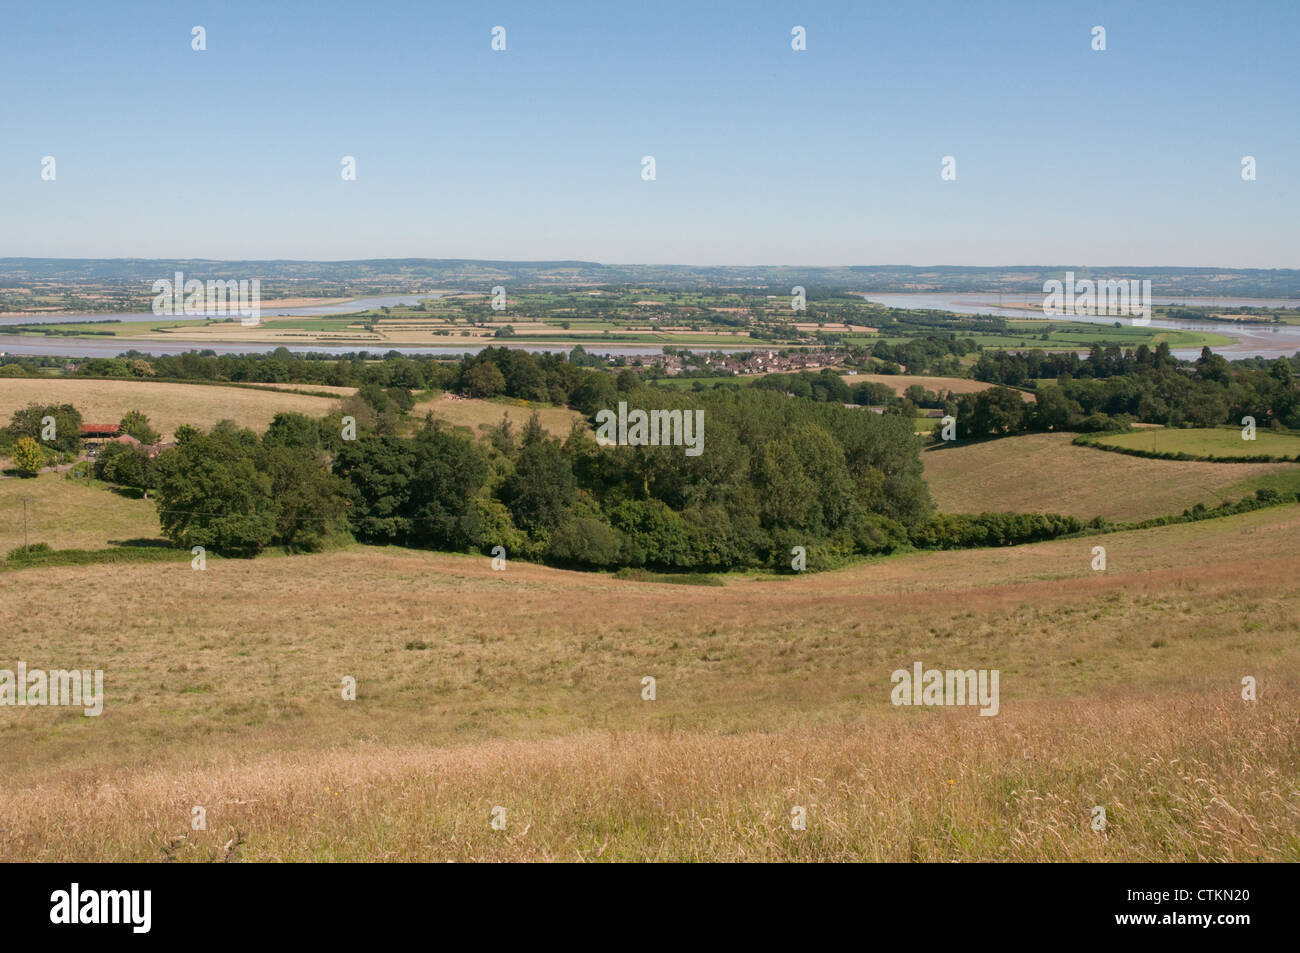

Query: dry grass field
left=0, top=378, right=342, bottom=440
left=0, top=472, right=162, bottom=553
left=842, top=374, right=1034, bottom=401
left=240, top=382, right=359, bottom=398
left=923, top=432, right=1300, bottom=521
left=412, top=393, right=587, bottom=439
left=2, top=504, right=1297, bottom=861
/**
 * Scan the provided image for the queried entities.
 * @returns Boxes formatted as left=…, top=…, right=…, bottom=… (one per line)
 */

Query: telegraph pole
left=21, top=496, right=30, bottom=553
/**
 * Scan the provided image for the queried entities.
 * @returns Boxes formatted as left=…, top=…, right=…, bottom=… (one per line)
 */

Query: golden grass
left=4, top=697, right=1293, bottom=862
left=1, top=504, right=1298, bottom=860
left=842, top=373, right=1032, bottom=400
left=923, top=432, right=1299, bottom=521
left=0, top=472, right=161, bottom=553
left=240, top=382, right=358, bottom=398
left=0, top=378, right=342, bottom=441
left=412, top=394, right=587, bottom=439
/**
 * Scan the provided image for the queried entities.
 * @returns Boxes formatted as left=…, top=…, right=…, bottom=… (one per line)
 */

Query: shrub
left=12, top=436, right=45, bottom=475
left=547, top=517, right=623, bottom=568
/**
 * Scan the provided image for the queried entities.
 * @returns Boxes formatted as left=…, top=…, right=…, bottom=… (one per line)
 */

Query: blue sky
left=1, top=0, right=1296, bottom=266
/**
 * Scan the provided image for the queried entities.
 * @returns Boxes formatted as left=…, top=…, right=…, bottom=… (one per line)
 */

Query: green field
left=923, top=432, right=1300, bottom=521
left=0, top=471, right=162, bottom=553
left=1089, top=426, right=1300, bottom=460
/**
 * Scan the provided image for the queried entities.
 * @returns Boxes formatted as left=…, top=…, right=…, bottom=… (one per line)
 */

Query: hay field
left=240, top=382, right=359, bottom=398
left=842, top=374, right=1033, bottom=401
left=923, top=432, right=1300, bottom=521
left=412, top=393, right=587, bottom=439
left=2, top=504, right=1297, bottom=861
left=0, top=378, right=342, bottom=440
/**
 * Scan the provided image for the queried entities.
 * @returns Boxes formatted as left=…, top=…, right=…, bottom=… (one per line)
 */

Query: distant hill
left=2, top=258, right=1299, bottom=297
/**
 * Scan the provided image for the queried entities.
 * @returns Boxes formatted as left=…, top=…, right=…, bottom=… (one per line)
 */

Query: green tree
left=119, top=410, right=160, bottom=445
left=501, top=431, right=576, bottom=535
left=151, top=431, right=279, bottom=556
left=547, top=517, right=623, bottom=568
left=8, top=403, right=82, bottom=454
left=464, top=362, right=507, bottom=398
left=98, top=443, right=153, bottom=489
left=264, top=411, right=324, bottom=451
left=259, top=444, right=349, bottom=551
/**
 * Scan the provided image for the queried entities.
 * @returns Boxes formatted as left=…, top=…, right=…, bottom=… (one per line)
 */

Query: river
left=2, top=292, right=1298, bottom=362
left=859, top=293, right=1300, bottom=361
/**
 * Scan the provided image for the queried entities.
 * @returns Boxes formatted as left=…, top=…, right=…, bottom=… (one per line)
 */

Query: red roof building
left=79, top=423, right=122, bottom=438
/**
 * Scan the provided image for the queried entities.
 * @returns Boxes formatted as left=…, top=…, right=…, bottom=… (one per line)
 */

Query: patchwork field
left=923, top=432, right=1300, bottom=521
left=0, top=378, right=343, bottom=440
left=1088, top=426, right=1300, bottom=460
left=1, top=504, right=1297, bottom=861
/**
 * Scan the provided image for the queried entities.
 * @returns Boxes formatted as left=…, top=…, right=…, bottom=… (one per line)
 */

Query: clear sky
left=1, top=0, right=1296, bottom=267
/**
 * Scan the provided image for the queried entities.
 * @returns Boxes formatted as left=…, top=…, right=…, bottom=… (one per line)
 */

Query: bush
left=608, top=499, right=698, bottom=570
left=547, top=517, right=623, bottom=568
left=12, top=436, right=45, bottom=475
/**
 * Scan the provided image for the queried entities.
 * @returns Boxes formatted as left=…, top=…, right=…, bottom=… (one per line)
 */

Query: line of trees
left=964, top=346, right=1300, bottom=434
left=149, top=382, right=935, bottom=569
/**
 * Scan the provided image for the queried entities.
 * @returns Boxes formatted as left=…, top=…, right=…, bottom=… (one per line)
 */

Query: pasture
left=1088, top=426, right=1300, bottom=460
left=1, top=504, right=1297, bottom=860
left=0, top=378, right=342, bottom=440
left=922, top=432, right=1300, bottom=521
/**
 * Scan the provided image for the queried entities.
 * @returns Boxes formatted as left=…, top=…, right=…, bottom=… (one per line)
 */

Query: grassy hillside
left=2, top=504, right=1297, bottom=861
left=923, top=432, right=1300, bottom=521
left=1088, top=426, right=1300, bottom=460
left=0, top=471, right=161, bottom=552
left=0, top=378, right=342, bottom=440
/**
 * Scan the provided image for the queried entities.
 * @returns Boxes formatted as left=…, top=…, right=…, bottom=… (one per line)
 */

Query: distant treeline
left=967, top=344, right=1300, bottom=433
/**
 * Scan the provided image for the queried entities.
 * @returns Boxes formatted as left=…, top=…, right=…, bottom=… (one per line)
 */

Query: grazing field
left=412, top=393, right=587, bottom=439
left=841, top=373, right=1034, bottom=401
left=0, top=378, right=343, bottom=440
left=0, top=472, right=162, bottom=553
left=1088, top=426, right=1300, bottom=460
left=1, top=504, right=1297, bottom=861
left=923, top=432, right=1300, bottom=521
